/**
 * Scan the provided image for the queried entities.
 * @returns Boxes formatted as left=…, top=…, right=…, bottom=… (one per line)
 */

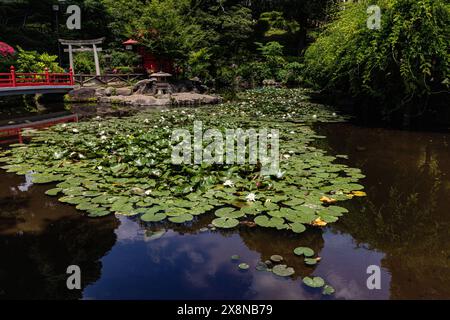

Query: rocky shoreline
left=66, top=81, right=222, bottom=107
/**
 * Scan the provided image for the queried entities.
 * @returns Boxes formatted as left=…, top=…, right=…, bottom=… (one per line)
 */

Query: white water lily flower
left=53, top=151, right=64, bottom=159
left=95, top=116, right=101, bottom=120
left=223, top=180, right=234, bottom=187
left=283, top=154, right=291, bottom=159
left=312, top=115, right=318, bottom=119
left=275, top=170, right=285, bottom=179
left=78, top=153, right=85, bottom=159
left=246, top=193, right=256, bottom=202
left=145, top=190, right=152, bottom=195
left=144, top=119, right=150, bottom=124
left=72, top=129, right=79, bottom=133
left=100, top=135, right=107, bottom=141
left=97, top=166, right=103, bottom=171
left=290, top=131, right=295, bottom=134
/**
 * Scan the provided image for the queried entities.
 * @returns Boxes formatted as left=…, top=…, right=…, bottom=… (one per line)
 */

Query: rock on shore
left=67, top=86, right=221, bottom=106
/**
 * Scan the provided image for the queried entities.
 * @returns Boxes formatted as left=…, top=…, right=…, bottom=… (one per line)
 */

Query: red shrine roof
left=123, top=39, right=139, bottom=45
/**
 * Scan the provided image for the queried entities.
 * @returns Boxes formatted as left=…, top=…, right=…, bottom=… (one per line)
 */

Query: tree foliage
left=304, top=0, right=450, bottom=113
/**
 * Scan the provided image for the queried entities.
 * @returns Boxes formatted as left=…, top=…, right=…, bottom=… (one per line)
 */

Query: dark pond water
left=0, top=121, right=449, bottom=300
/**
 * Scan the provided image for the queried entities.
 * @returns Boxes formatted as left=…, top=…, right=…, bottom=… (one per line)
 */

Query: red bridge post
left=45, top=68, right=50, bottom=85
left=10, top=66, right=16, bottom=87
left=69, top=68, right=74, bottom=85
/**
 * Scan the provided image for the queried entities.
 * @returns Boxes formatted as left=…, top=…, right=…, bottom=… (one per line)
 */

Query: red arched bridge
left=0, top=66, right=75, bottom=97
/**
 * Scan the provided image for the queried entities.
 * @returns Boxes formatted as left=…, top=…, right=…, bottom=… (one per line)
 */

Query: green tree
left=304, top=0, right=450, bottom=118
left=15, top=47, right=63, bottom=73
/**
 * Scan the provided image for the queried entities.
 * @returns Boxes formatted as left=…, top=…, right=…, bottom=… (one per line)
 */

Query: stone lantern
left=150, top=71, right=172, bottom=95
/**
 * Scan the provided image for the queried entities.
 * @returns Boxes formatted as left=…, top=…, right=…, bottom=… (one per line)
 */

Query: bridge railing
left=0, top=66, right=74, bottom=88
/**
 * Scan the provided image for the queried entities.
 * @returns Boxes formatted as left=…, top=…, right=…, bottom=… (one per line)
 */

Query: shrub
left=15, top=47, right=63, bottom=73
left=107, top=50, right=140, bottom=69
left=73, top=52, right=96, bottom=74
left=0, top=54, right=17, bottom=72
left=278, top=62, right=304, bottom=84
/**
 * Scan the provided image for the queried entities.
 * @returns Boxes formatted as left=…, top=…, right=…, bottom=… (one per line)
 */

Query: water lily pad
left=291, top=223, right=306, bottom=233
left=32, top=173, right=64, bottom=184
left=168, top=214, right=193, bottom=224
left=238, top=263, right=250, bottom=270
left=87, top=208, right=111, bottom=217
left=111, top=201, right=134, bottom=213
left=294, top=247, right=314, bottom=257
left=75, top=202, right=99, bottom=211
left=303, top=276, right=325, bottom=288
left=272, top=264, right=295, bottom=277
left=45, top=188, right=61, bottom=196
left=231, top=255, right=240, bottom=261
left=304, top=258, right=320, bottom=265
left=322, top=285, right=335, bottom=295
left=212, top=217, right=239, bottom=229
left=141, top=212, right=167, bottom=222
left=255, top=261, right=269, bottom=271
left=254, top=215, right=285, bottom=229
left=215, top=207, right=245, bottom=218
left=270, top=255, right=283, bottom=263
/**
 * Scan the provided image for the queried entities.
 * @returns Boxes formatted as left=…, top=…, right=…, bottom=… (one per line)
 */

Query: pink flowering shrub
left=0, top=42, right=15, bottom=57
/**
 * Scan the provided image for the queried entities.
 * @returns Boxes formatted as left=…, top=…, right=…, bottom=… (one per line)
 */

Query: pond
left=0, top=94, right=449, bottom=300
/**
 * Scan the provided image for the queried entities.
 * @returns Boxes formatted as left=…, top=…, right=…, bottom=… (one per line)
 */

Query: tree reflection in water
left=317, top=123, right=450, bottom=299
left=0, top=172, right=119, bottom=299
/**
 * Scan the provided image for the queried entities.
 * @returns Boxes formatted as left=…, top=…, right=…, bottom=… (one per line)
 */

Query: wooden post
left=45, top=67, right=50, bottom=85
left=93, top=44, right=101, bottom=76
left=68, top=44, right=74, bottom=73
left=10, top=66, right=16, bottom=87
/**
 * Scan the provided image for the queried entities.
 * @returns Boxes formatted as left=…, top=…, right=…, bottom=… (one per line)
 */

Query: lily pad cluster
left=0, top=88, right=365, bottom=234
left=294, top=246, right=322, bottom=266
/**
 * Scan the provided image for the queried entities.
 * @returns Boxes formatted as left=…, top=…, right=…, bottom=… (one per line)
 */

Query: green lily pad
left=141, top=212, right=167, bottom=222
left=272, top=264, right=295, bottom=277
left=270, top=255, right=283, bottom=263
left=255, top=261, right=269, bottom=271
left=212, top=217, right=239, bottom=229
left=168, top=214, right=193, bottom=223
left=238, top=263, right=250, bottom=270
left=294, top=247, right=314, bottom=257
left=87, top=208, right=111, bottom=217
left=45, top=188, right=62, bottom=196
left=303, top=276, right=325, bottom=288
left=291, top=223, right=306, bottom=233
left=215, top=207, right=245, bottom=218
left=231, top=255, right=240, bottom=261
left=75, top=202, right=99, bottom=211
left=304, top=258, right=319, bottom=265
left=322, top=285, right=335, bottom=295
